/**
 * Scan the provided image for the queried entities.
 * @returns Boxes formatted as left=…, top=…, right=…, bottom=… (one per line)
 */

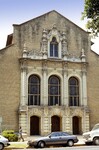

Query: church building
left=0, top=10, right=99, bottom=135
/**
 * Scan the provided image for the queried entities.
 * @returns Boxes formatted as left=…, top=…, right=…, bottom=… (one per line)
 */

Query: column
left=20, top=64, right=27, bottom=106
left=82, top=68, right=87, bottom=106
left=42, top=61, right=47, bottom=105
left=63, top=62, right=68, bottom=106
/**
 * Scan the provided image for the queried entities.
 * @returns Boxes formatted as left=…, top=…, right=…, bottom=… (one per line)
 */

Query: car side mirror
left=49, top=135, right=51, bottom=138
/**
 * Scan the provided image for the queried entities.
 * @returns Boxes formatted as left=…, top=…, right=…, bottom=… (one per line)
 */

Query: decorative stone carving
left=82, top=62, right=87, bottom=73
left=62, top=32, right=68, bottom=57
left=70, top=108, right=83, bottom=117
left=20, top=61, right=27, bottom=71
left=44, top=107, right=48, bottom=116
left=47, top=24, right=62, bottom=42
left=28, top=49, right=42, bottom=58
left=42, top=60, right=47, bottom=72
left=81, top=49, right=86, bottom=62
left=23, top=43, right=28, bottom=58
left=62, top=62, right=68, bottom=74
left=29, top=107, right=42, bottom=117
left=41, top=29, right=48, bottom=57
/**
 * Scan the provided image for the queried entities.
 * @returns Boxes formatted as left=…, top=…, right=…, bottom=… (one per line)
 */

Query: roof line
left=13, top=10, right=88, bottom=34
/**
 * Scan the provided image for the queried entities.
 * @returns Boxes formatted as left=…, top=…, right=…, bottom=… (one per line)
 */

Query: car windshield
left=47, top=132, right=70, bottom=137
left=92, top=124, right=99, bottom=130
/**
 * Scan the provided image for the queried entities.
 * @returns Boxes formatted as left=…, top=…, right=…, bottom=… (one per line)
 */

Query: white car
left=83, top=123, right=99, bottom=145
left=0, top=135, right=10, bottom=150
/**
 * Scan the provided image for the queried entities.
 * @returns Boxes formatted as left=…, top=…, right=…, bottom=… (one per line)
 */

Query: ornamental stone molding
left=40, top=24, right=68, bottom=58
left=70, top=107, right=84, bottom=117
left=28, top=107, right=43, bottom=117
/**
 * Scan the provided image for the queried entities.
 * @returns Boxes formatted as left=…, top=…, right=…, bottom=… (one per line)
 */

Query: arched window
left=28, top=75, right=40, bottom=105
left=50, top=37, right=58, bottom=57
left=69, top=77, right=79, bottom=106
left=48, top=75, right=60, bottom=106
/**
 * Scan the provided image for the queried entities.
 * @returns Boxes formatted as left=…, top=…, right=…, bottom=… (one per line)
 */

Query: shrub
left=2, top=130, right=18, bottom=141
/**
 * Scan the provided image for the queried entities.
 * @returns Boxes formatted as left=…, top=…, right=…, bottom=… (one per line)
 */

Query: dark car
left=27, top=131, right=79, bottom=148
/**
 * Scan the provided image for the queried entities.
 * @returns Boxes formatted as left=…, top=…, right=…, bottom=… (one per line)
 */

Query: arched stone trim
left=72, top=116, right=82, bottom=134
left=30, top=115, right=40, bottom=135
left=51, top=115, right=62, bottom=132
left=48, top=75, right=61, bottom=106
left=28, top=110, right=43, bottom=135
left=47, top=71, right=63, bottom=79
left=70, top=108, right=83, bottom=134
left=26, top=72, right=42, bottom=105
left=47, top=25, right=67, bottom=59
left=48, top=72, right=63, bottom=106
left=49, top=108, right=63, bottom=117
left=28, top=74, right=41, bottom=106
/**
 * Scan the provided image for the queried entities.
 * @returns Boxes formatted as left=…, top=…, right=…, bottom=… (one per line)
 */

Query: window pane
left=49, top=76, right=59, bottom=84
left=55, top=96, right=58, bottom=105
left=70, top=86, right=76, bottom=95
left=30, top=85, right=38, bottom=94
left=28, top=95, right=33, bottom=105
left=48, top=76, right=60, bottom=106
left=28, top=75, right=40, bottom=105
left=54, top=44, right=58, bottom=57
left=69, top=77, right=79, bottom=106
left=50, top=37, right=58, bottom=57
left=50, top=86, right=58, bottom=95
left=50, top=44, right=53, bottom=56
left=29, top=75, right=39, bottom=84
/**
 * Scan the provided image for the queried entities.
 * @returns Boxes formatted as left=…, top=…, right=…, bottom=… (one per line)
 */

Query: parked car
left=83, top=123, right=99, bottom=145
left=0, top=135, right=10, bottom=150
left=27, top=131, right=79, bottom=148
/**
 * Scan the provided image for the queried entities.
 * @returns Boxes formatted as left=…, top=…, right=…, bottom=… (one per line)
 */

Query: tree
left=82, top=0, right=99, bottom=36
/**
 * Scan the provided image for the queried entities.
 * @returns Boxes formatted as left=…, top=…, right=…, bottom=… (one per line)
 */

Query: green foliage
left=82, top=0, right=99, bottom=35
left=2, top=130, right=18, bottom=142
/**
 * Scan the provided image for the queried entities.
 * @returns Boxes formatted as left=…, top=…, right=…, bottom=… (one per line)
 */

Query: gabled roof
left=13, top=10, right=89, bottom=34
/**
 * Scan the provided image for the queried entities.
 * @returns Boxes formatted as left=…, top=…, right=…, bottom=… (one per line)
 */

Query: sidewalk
left=75, top=135, right=85, bottom=146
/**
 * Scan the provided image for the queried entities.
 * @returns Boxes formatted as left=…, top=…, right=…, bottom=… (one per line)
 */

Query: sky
left=0, top=0, right=99, bottom=54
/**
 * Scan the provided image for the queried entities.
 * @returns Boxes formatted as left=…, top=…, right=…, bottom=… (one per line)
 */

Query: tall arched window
left=48, top=75, right=60, bottom=106
left=50, top=37, right=58, bottom=57
left=28, top=75, right=40, bottom=105
left=69, top=77, right=79, bottom=106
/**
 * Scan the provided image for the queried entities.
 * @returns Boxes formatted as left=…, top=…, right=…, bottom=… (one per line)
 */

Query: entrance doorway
left=73, top=116, right=82, bottom=134
left=51, top=115, right=60, bottom=132
left=30, top=116, right=40, bottom=135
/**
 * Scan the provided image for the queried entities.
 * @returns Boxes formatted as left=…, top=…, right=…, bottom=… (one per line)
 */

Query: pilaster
left=42, top=61, right=48, bottom=105
left=20, top=62, right=27, bottom=106
left=82, top=63, right=87, bottom=106
left=62, top=62, right=68, bottom=106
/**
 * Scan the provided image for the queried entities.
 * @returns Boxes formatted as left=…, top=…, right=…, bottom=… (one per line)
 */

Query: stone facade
left=0, top=10, right=99, bottom=135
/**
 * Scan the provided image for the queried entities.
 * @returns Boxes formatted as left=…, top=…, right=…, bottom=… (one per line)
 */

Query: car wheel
left=38, top=141, right=45, bottom=148
left=93, top=137, right=99, bottom=145
left=67, top=140, right=74, bottom=147
left=0, top=143, right=4, bottom=150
